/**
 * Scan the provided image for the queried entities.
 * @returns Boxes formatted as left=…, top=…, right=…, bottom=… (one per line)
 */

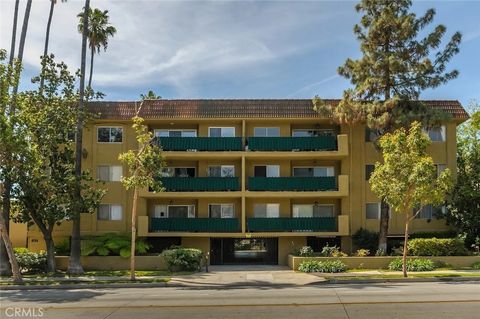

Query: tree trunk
left=16, top=0, right=32, bottom=63
left=88, top=47, right=94, bottom=89
left=0, top=209, right=21, bottom=283
left=39, top=0, right=55, bottom=90
left=43, top=232, right=56, bottom=273
left=130, top=187, right=138, bottom=281
left=0, top=179, right=12, bottom=276
left=8, top=0, right=20, bottom=64
left=378, top=201, right=389, bottom=254
left=68, top=0, right=90, bottom=275
left=402, top=216, right=410, bottom=278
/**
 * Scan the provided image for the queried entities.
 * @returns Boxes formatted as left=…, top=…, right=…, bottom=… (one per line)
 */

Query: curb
left=318, top=276, right=480, bottom=285
left=2, top=276, right=480, bottom=290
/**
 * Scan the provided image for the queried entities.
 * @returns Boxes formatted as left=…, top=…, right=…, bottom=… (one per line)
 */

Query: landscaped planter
left=55, top=256, right=167, bottom=271
left=288, top=255, right=480, bottom=270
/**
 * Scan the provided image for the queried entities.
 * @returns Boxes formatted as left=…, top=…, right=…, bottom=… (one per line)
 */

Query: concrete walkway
left=169, top=265, right=324, bottom=287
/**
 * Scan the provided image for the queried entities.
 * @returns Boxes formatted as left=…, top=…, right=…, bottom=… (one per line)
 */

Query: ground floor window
left=97, top=204, right=123, bottom=221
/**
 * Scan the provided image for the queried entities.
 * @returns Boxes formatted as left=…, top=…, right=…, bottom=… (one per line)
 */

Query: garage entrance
left=210, top=238, right=278, bottom=265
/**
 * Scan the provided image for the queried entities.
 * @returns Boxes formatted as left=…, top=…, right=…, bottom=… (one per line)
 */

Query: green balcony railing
left=247, top=217, right=336, bottom=232
left=159, top=177, right=240, bottom=191
left=247, top=136, right=337, bottom=151
left=155, top=137, right=243, bottom=151
left=150, top=218, right=240, bottom=232
left=248, top=176, right=336, bottom=191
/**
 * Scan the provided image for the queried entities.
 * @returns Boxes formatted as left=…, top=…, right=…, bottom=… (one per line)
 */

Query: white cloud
left=0, top=0, right=339, bottom=95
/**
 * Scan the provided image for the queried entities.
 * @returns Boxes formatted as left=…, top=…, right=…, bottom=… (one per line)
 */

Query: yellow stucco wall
left=23, top=118, right=460, bottom=257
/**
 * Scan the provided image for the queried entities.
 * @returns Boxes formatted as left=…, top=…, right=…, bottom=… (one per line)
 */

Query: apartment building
left=24, top=99, right=468, bottom=265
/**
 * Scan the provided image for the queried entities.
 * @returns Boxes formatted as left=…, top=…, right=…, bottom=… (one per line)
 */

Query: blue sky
left=0, top=0, right=479, bottom=106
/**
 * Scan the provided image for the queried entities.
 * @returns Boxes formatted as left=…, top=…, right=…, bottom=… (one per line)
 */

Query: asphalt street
left=1, top=281, right=479, bottom=319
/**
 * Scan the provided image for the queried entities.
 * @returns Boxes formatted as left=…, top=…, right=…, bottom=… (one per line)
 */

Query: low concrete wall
left=288, top=255, right=480, bottom=270
left=55, top=256, right=166, bottom=271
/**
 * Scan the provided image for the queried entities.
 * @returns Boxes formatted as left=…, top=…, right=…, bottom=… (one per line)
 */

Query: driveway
left=169, top=265, right=323, bottom=287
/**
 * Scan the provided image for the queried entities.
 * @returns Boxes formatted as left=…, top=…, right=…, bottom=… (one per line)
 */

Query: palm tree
left=77, top=8, right=117, bottom=89
left=8, top=0, right=19, bottom=64
left=39, top=0, right=67, bottom=90
left=68, top=0, right=90, bottom=275
left=140, top=90, right=161, bottom=100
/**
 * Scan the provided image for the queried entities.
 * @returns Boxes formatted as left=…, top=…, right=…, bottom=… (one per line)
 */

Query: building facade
left=23, top=99, right=468, bottom=265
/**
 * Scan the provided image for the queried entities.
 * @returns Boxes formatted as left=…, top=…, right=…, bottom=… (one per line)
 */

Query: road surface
left=1, top=281, right=479, bottom=318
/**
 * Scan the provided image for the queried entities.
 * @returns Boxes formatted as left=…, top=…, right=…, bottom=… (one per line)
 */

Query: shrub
left=298, top=260, right=347, bottom=273
left=410, top=231, right=458, bottom=239
left=472, top=262, right=480, bottom=270
left=14, top=248, right=47, bottom=274
left=355, top=249, right=370, bottom=257
left=352, top=228, right=379, bottom=252
left=81, top=233, right=151, bottom=257
left=321, top=244, right=347, bottom=257
left=55, top=239, right=70, bottom=256
left=161, top=247, right=203, bottom=271
left=407, top=238, right=468, bottom=256
left=298, top=246, right=314, bottom=257
left=388, top=258, right=436, bottom=272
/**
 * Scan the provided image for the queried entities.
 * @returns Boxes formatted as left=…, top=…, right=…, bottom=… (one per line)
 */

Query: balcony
left=155, top=137, right=243, bottom=151
left=160, top=177, right=240, bottom=192
left=149, top=218, right=240, bottom=232
left=247, top=136, right=336, bottom=151
left=248, top=176, right=336, bottom=191
left=247, top=217, right=336, bottom=232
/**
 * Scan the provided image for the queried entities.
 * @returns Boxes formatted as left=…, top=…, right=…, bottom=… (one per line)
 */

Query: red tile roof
left=87, top=99, right=469, bottom=120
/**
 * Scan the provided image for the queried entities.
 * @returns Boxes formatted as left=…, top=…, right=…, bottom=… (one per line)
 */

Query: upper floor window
left=293, top=166, right=334, bottom=177
left=365, top=128, right=381, bottom=142
left=366, top=202, right=381, bottom=219
left=98, top=204, right=122, bottom=221
left=254, top=165, right=280, bottom=177
left=254, top=203, right=280, bottom=218
left=365, top=164, right=375, bottom=181
left=155, top=129, right=197, bottom=137
left=161, top=167, right=195, bottom=178
left=254, top=127, right=280, bottom=137
left=98, top=127, right=123, bottom=143
left=416, top=205, right=445, bottom=219
left=425, top=126, right=446, bottom=142
left=209, top=127, right=235, bottom=137
left=97, top=165, right=122, bottom=182
left=208, top=165, right=235, bottom=177
left=293, top=204, right=334, bottom=218
left=292, top=129, right=334, bottom=137
left=209, top=204, right=235, bottom=218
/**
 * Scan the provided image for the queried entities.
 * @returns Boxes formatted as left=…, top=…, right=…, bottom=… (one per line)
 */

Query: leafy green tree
left=140, top=90, right=161, bottom=100
left=13, top=55, right=105, bottom=273
left=369, top=122, right=452, bottom=277
left=314, top=0, right=461, bottom=252
left=443, top=101, right=480, bottom=247
left=69, top=0, right=90, bottom=275
left=77, top=7, right=117, bottom=89
left=119, top=100, right=164, bottom=281
left=0, top=49, right=24, bottom=282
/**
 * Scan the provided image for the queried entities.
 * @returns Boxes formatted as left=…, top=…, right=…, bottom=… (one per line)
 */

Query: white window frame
left=253, top=203, right=280, bottom=218
left=254, top=165, right=280, bottom=177
left=292, top=204, right=334, bottom=218
left=423, top=126, right=446, bottom=142
left=97, top=204, right=123, bottom=221
left=161, top=167, right=196, bottom=177
left=208, top=165, right=235, bottom=177
left=163, top=205, right=196, bottom=218
left=154, top=129, right=197, bottom=137
left=97, top=126, right=123, bottom=143
left=97, top=165, right=123, bottom=182
left=291, top=129, right=334, bottom=137
left=208, top=203, right=235, bottom=218
left=254, top=127, right=281, bottom=137
left=208, top=127, right=235, bottom=137
left=292, top=166, right=335, bottom=177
